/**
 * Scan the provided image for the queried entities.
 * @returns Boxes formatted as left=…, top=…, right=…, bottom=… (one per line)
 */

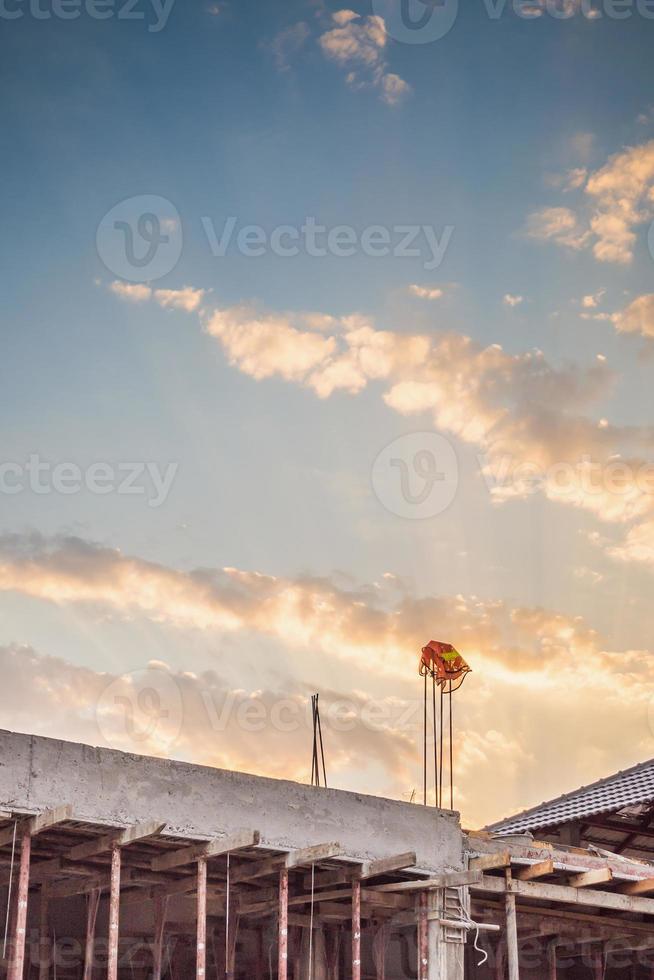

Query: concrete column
left=427, top=890, right=464, bottom=980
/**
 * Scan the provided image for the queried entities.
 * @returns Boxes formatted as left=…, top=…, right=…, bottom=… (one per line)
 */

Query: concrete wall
left=0, top=730, right=463, bottom=872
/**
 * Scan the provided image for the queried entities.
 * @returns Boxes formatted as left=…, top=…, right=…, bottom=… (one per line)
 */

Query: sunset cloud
left=200, top=301, right=654, bottom=530
left=0, top=535, right=652, bottom=826
left=612, top=294, right=654, bottom=339
left=527, top=138, right=654, bottom=264
left=318, top=11, right=410, bottom=106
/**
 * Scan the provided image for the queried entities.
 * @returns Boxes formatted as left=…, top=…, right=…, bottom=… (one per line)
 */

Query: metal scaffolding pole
left=107, top=845, right=121, bottom=980
left=352, top=879, right=361, bottom=980
left=278, top=869, right=289, bottom=980
left=196, top=857, right=207, bottom=980
left=418, top=892, right=429, bottom=980
left=8, top=830, right=31, bottom=980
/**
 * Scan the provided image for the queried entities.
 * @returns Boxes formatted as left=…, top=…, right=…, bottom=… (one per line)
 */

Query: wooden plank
left=469, top=851, right=511, bottom=872
left=360, top=889, right=411, bottom=910
left=516, top=860, right=554, bottom=881
left=368, top=870, right=482, bottom=893
left=68, top=820, right=166, bottom=861
left=620, top=877, right=654, bottom=896
left=232, top=842, right=342, bottom=884
left=474, top=874, right=654, bottom=916
left=569, top=868, right=612, bottom=889
left=361, top=852, right=416, bottom=879
left=0, top=805, right=73, bottom=847
left=151, top=829, right=260, bottom=872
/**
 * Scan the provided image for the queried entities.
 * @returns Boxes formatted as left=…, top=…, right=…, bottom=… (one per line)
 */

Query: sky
left=1, top=0, right=654, bottom=829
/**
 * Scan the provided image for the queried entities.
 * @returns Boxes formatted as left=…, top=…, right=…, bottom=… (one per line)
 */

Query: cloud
left=409, top=284, right=444, bottom=301
left=503, top=294, right=524, bottom=308
left=0, top=535, right=653, bottom=826
left=581, top=288, right=606, bottom=309
left=109, top=282, right=152, bottom=303
left=528, top=138, right=654, bottom=264
left=199, top=299, right=654, bottom=558
left=318, top=11, right=410, bottom=106
left=268, top=21, right=310, bottom=72
left=154, top=286, right=206, bottom=312
left=525, top=207, right=590, bottom=250
left=608, top=519, right=654, bottom=566
left=612, top=294, right=654, bottom=340
left=109, top=281, right=207, bottom=314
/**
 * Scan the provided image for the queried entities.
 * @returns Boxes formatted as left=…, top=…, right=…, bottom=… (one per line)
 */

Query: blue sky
left=1, top=0, right=654, bottom=825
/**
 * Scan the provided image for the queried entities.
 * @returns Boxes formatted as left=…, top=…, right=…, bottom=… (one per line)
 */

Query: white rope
left=453, top=888, right=487, bottom=967
left=308, top=863, right=315, bottom=980
left=2, top=820, right=17, bottom=958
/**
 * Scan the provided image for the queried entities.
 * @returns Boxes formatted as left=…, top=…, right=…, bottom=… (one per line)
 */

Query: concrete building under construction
left=2, top=730, right=654, bottom=979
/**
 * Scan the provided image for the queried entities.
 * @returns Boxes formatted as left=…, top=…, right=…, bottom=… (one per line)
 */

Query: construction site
left=2, top=644, right=654, bottom=979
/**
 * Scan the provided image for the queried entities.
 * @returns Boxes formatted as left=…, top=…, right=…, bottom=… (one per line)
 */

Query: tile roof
left=487, top=758, right=654, bottom=834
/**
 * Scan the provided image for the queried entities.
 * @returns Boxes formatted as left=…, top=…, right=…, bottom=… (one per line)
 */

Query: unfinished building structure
left=2, top=731, right=654, bottom=978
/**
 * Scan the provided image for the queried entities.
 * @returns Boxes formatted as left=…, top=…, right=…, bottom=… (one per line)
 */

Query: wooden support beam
left=568, top=868, right=612, bottom=889
left=474, top=873, right=654, bottom=916
left=107, top=845, right=121, bottom=980
left=620, top=877, right=654, bottom=896
left=360, top=889, right=411, bottom=910
left=368, top=870, right=482, bottom=893
left=83, top=888, right=101, bottom=980
left=38, top=884, right=49, bottom=980
left=196, top=858, right=207, bottom=980
left=469, top=851, right=511, bottom=872
left=352, top=879, right=361, bottom=980
left=361, top=851, right=416, bottom=879
left=0, top=806, right=73, bottom=848
left=153, top=895, right=167, bottom=980
left=151, top=829, right=260, bottom=872
left=232, top=842, right=342, bottom=884
left=278, top=869, right=289, bottom=980
left=69, top=820, right=166, bottom=861
left=8, top=831, right=31, bottom=980
left=505, top=873, right=520, bottom=980
left=516, top=860, right=554, bottom=881
left=547, top=940, right=557, bottom=980
left=418, top=892, right=428, bottom=980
